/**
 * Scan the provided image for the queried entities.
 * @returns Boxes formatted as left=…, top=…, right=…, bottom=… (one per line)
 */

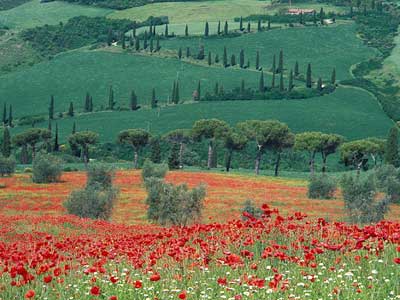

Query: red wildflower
left=150, top=274, right=160, bottom=282
left=134, top=280, right=142, bottom=288
left=394, top=257, right=400, bottom=264
left=43, top=275, right=52, bottom=284
left=25, top=290, right=35, bottom=299
left=109, top=296, right=117, bottom=300
left=217, top=277, right=227, bottom=286
left=90, top=286, right=101, bottom=296
left=178, top=291, right=187, bottom=299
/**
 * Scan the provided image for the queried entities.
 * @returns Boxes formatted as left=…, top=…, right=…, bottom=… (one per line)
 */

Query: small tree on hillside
left=306, top=63, right=312, bottom=88
left=68, top=131, right=99, bottom=167
left=223, top=130, right=248, bottom=172
left=117, top=129, right=150, bottom=168
left=2, top=127, right=11, bottom=158
left=294, top=132, right=324, bottom=176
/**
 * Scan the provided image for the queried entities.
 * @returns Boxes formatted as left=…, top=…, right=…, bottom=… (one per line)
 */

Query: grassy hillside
left=161, top=23, right=377, bottom=80
left=0, top=0, right=113, bottom=29
left=0, top=50, right=264, bottom=117
left=20, top=86, right=392, bottom=142
left=109, top=0, right=345, bottom=24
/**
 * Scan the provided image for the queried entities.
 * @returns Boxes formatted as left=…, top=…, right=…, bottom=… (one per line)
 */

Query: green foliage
left=141, top=159, right=168, bottom=181
left=340, top=139, right=384, bottom=172
left=145, top=177, right=206, bottom=226
left=21, top=16, right=136, bottom=56
left=86, top=163, right=115, bottom=190
left=241, top=199, right=263, bottom=220
left=340, top=173, right=389, bottom=224
left=384, top=125, right=399, bottom=167
left=32, top=153, right=63, bottom=183
left=308, top=175, right=337, bottom=199
left=374, top=164, right=400, bottom=203
left=0, top=0, right=29, bottom=10
left=149, top=136, right=161, bottom=163
left=68, top=131, right=99, bottom=164
left=168, top=143, right=180, bottom=169
left=64, top=184, right=118, bottom=220
left=0, top=155, right=15, bottom=176
left=1, top=126, right=11, bottom=157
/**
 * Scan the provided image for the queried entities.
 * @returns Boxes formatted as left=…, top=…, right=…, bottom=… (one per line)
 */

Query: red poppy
left=134, top=280, right=142, bottom=288
left=90, top=286, right=101, bottom=296
left=43, top=275, right=52, bottom=284
left=150, top=274, right=160, bottom=282
left=394, top=257, right=400, bottom=264
left=178, top=291, right=187, bottom=299
left=25, top=290, right=35, bottom=299
left=109, top=296, right=117, bottom=300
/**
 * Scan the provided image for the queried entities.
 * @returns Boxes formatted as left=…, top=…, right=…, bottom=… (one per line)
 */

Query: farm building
left=287, top=8, right=316, bottom=15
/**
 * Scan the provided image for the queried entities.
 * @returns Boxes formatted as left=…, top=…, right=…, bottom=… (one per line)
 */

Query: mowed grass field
left=0, top=50, right=264, bottom=116
left=23, top=86, right=392, bottom=142
left=162, top=23, right=376, bottom=80
left=109, top=0, right=346, bottom=24
left=0, top=0, right=113, bottom=29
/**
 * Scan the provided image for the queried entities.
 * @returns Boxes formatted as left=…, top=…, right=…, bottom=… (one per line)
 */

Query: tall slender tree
left=108, top=85, right=115, bottom=110
left=185, top=24, right=189, bottom=36
left=208, top=51, right=212, bottom=65
left=306, top=63, right=312, bottom=88
left=54, top=123, right=59, bottom=152
left=8, top=105, right=12, bottom=128
left=331, top=68, right=336, bottom=85
left=68, top=102, right=74, bottom=117
left=2, top=126, right=11, bottom=157
left=277, top=49, right=283, bottom=73
left=165, top=24, right=169, bottom=37
left=151, top=88, right=157, bottom=108
left=259, top=72, right=265, bottom=93
left=294, top=61, right=299, bottom=77
left=217, top=21, right=221, bottom=35
left=385, top=125, right=400, bottom=167
left=239, top=16, right=244, bottom=31
left=223, top=46, right=228, bottom=67
left=130, top=90, right=138, bottom=110
left=204, top=21, right=209, bottom=37
left=279, top=72, right=284, bottom=92
left=288, top=69, right=294, bottom=91
left=224, top=21, right=228, bottom=35
left=239, top=49, right=245, bottom=68
left=256, top=51, right=260, bottom=70
left=49, top=96, right=54, bottom=120
left=271, top=54, right=276, bottom=73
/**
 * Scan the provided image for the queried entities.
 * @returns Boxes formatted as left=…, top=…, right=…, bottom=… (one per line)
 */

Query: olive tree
left=117, top=129, right=150, bottom=168
left=192, top=119, right=230, bottom=169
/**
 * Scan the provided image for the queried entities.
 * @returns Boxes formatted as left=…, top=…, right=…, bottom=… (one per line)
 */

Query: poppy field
left=0, top=171, right=399, bottom=299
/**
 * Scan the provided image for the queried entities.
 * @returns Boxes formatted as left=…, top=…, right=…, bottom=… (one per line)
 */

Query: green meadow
left=0, top=0, right=113, bottom=29
left=161, top=23, right=376, bottom=80
left=21, top=86, right=392, bottom=142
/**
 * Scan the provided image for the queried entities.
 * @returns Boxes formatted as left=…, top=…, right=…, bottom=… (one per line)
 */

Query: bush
left=308, top=175, right=337, bottom=199
left=241, top=200, right=263, bottom=220
left=32, top=154, right=63, bottom=183
left=141, top=159, right=168, bottom=181
left=0, top=156, right=16, bottom=177
left=374, top=165, right=400, bottom=203
left=145, top=177, right=206, bottom=226
left=64, top=184, right=117, bottom=220
left=340, top=174, right=389, bottom=224
left=87, top=163, right=115, bottom=190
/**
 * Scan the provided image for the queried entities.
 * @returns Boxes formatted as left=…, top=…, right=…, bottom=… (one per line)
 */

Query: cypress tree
left=219, top=84, right=224, bottom=96
left=197, top=45, right=205, bottom=60
left=185, top=24, right=189, bottom=36
left=385, top=125, right=400, bottom=166
left=178, top=47, right=182, bottom=59
left=271, top=54, right=276, bottom=73
left=214, top=82, right=219, bottom=95
left=84, top=92, right=90, bottom=112
left=277, top=49, right=283, bottom=73
left=294, top=61, right=299, bottom=77
left=271, top=70, right=276, bottom=88
left=313, top=10, right=317, bottom=25
left=89, top=96, right=93, bottom=112
left=2, top=126, right=11, bottom=157
left=288, top=69, right=294, bottom=91
left=259, top=72, right=265, bottom=93
left=217, top=21, right=221, bottom=35
left=149, top=38, right=154, bottom=52
left=151, top=88, right=157, bottom=108
left=306, top=63, right=312, bottom=88
left=108, top=86, right=115, bottom=110
left=132, top=21, right=136, bottom=37
left=231, top=54, right=236, bottom=66
left=152, top=25, right=156, bottom=36
left=268, top=20, right=271, bottom=30
left=256, top=50, right=260, bottom=70
left=239, top=49, right=245, bottom=68
left=156, top=35, right=160, bottom=51
left=2, top=103, right=6, bottom=125
left=54, top=123, right=59, bottom=152
left=240, top=79, right=245, bottom=95
left=320, top=7, right=324, bottom=25
left=239, top=17, right=243, bottom=31
left=130, top=90, right=138, bottom=110
left=150, top=137, right=161, bottom=163
left=68, top=102, right=74, bottom=117
left=120, top=32, right=126, bottom=49
left=208, top=51, right=212, bottom=65
left=279, top=72, right=284, bottom=92
left=331, top=68, right=336, bottom=84
left=171, top=81, right=176, bottom=104
left=8, top=105, right=12, bottom=127
left=186, top=47, right=190, bottom=58
left=196, top=81, right=201, bottom=101
left=72, top=122, right=76, bottom=134
left=107, top=28, right=113, bottom=46
left=49, top=96, right=54, bottom=120
left=48, top=119, right=52, bottom=131
left=175, top=81, right=180, bottom=103
left=224, top=21, right=228, bottom=35
left=223, top=46, right=228, bottom=67
left=317, top=77, right=323, bottom=91
left=143, top=31, right=148, bottom=49
left=247, top=22, right=251, bottom=32
left=204, top=21, right=209, bottom=37
left=129, top=34, right=134, bottom=47
left=165, top=24, right=169, bottom=37
left=149, top=24, right=153, bottom=37
left=135, top=37, right=140, bottom=51
left=215, top=54, right=219, bottom=63
left=299, top=12, right=304, bottom=25
left=257, top=19, right=261, bottom=32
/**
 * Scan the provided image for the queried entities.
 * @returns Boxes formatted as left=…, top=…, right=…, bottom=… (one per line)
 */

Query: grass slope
left=0, top=0, right=113, bottom=29
left=0, top=50, right=263, bottom=117
left=110, top=0, right=345, bottom=24
left=24, top=86, right=393, bottom=142
left=162, top=23, right=377, bottom=80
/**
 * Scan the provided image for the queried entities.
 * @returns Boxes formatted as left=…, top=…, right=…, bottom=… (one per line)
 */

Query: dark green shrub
left=32, top=154, right=63, bottom=183
left=145, top=177, right=206, bottom=226
left=308, top=175, right=337, bottom=199
left=87, top=163, right=115, bottom=190
left=340, top=174, right=389, bottom=224
left=0, top=156, right=16, bottom=176
left=64, top=184, right=118, bottom=220
left=141, top=159, right=168, bottom=181
left=241, top=200, right=263, bottom=220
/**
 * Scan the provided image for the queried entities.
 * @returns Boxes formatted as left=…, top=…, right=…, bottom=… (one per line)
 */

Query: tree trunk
left=274, top=152, right=281, bottom=177
left=207, top=141, right=213, bottom=169
left=225, top=150, right=233, bottom=172
left=134, top=150, right=139, bottom=169
left=357, top=161, right=362, bottom=176
left=83, top=146, right=89, bottom=168
left=21, top=145, right=28, bottom=164
left=255, top=145, right=262, bottom=175
left=179, top=142, right=184, bottom=169
left=322, top=153, right=327, bottom=173
left=31, top=144, right=36, bottom=160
